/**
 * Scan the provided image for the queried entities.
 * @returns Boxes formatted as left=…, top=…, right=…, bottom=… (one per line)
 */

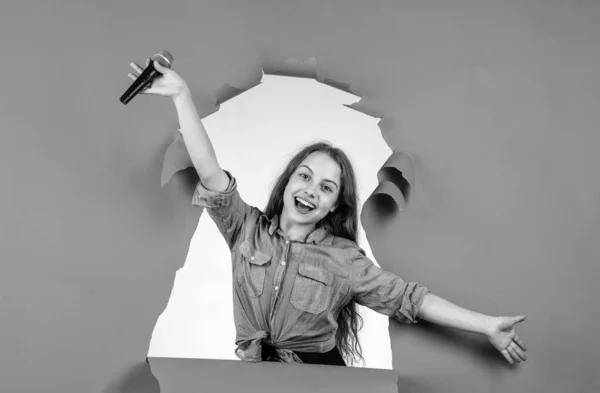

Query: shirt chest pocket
left=290, top=263, right=334, bottom=315
left=238, top=241, right=272, bottom=298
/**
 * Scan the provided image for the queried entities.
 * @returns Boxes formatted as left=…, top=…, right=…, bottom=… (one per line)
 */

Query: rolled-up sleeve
left=191, top=170, right=254, bottom=250
left=350, top=248, right=430, bottom=324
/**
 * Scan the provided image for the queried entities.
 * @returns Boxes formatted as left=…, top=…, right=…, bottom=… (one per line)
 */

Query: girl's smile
left=293, top=195, right=316, bottom=213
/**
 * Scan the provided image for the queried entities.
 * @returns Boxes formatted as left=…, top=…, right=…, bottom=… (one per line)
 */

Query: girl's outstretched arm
left=349, top=248, right=528, bottom=365
left=418, top=293, right=528, bottom=364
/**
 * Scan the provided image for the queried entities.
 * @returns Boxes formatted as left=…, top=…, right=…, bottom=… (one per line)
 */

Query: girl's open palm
left=127, top=58, right=188, bottom=99
left=487, top=315, right=528, bottom=364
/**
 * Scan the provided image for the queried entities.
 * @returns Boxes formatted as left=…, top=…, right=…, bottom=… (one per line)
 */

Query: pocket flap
left=239, top=241, right=272, bottom=266
left=298, top=263, right=333, bottom=285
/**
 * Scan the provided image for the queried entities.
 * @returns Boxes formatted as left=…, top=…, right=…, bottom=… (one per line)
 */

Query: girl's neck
left=279, top=213, right=315, bottom=243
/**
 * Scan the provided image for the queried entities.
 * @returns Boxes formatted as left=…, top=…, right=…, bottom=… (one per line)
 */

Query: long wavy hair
left=264, top=141, right=365, bottom=366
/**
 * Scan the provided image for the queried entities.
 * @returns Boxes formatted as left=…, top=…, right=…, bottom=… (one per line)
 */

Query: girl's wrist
left=483, top=315, right=497, bottom=337
left=173, top=85, right=192, bottom=105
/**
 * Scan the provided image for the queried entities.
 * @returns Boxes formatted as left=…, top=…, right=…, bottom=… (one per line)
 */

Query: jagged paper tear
left=161, top=130, right=192, bottom=188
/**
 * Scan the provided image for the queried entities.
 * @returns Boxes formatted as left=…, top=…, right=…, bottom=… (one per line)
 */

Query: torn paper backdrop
left=148, top=357, right=398, bottom=393
left=3, top=1, right=600, bottom=392
left=149, top=74, right=398, bottom=369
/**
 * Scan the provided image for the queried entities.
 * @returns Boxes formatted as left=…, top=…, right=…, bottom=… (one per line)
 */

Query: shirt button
left=250, top=256, right=255, bottom=261
left=281, top=261, right=286, bottom=266
left=275, top=286, right=279, bottom=291
left=285, top=240, right=289, bottom=244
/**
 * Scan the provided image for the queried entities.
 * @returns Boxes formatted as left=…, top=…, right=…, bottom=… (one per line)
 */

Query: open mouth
left=294, top=196, right=316, bottom=214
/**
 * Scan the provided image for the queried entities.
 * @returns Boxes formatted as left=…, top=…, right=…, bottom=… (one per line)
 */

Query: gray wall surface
left=1, top=1, right=598, bottom=392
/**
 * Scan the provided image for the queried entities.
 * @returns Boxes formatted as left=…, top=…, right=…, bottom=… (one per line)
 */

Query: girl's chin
left=290, top=210, right=312, bottom=220
left=290, top=209, right=322, bottom=224
left=286, top=206, right=319, bottom=221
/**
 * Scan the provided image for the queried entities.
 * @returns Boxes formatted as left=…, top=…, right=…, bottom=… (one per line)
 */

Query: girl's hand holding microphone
left=127, top=58, right=189, bottom=100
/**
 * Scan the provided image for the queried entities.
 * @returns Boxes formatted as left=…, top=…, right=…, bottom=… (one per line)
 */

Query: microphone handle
left=120, top=63, right=160, bottom=104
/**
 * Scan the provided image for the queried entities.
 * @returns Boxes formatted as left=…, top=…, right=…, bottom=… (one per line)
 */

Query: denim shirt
left=192, top=171, right=430, bottom=363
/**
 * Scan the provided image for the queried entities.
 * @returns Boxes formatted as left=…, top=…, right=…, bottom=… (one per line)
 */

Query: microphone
left=120, top=50, right=173, bottom=104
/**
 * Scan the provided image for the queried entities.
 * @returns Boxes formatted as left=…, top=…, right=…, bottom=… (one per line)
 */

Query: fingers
left=513, top=334, right=527, bottom=352
left=129, top=57, right=166, bottom=74
left=153, top=60, right=169, bottom=74
left=127, top=59, right=155, bottom=93
left=127, top=71, right=150, bottom=85
left=510, top=341, right=527, bottom=362
left=126, top=72, right=154, bottom=94
left=506, top=346, right=519, bottom=364
left=507, top=342, right=527, bottom=363
left=503, top=340, right=527, bottom=365
left=129, top=61, right=144, bottom=75
left=500, top=349, right=514, bottom=365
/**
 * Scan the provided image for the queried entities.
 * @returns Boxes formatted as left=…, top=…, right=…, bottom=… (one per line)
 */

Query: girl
left=127, top=59, right=528, bottom=367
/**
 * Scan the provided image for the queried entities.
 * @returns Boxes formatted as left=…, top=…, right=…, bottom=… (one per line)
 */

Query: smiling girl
left=127, top=59, right=528, bottom=367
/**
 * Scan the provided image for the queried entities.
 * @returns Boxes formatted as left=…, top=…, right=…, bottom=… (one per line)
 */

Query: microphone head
left=151, top=50, right=173, bottom=68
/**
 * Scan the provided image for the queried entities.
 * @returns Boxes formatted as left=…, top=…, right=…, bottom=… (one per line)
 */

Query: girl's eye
left=300, top=173, right=309, bottom=180
left=322, top=185, right=332, bottom=193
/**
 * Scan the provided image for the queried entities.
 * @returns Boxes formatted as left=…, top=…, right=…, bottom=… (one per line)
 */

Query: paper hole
left=148, top=74, right=395, bottom=369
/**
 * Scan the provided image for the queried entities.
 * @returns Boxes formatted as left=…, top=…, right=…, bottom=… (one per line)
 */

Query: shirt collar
left=265, top=214, right=332, bottom=245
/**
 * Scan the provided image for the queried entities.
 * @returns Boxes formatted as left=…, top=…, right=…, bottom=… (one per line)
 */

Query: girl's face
left=282, top=151, right=342, bottom=228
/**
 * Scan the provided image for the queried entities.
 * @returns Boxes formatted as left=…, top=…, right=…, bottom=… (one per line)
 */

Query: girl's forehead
left=298, top=152, right=342, bottom=181
left=301, top=151, right=335, bottom=165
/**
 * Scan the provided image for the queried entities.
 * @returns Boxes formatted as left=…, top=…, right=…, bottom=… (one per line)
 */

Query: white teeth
left=295, top=197, right=315, bottom=209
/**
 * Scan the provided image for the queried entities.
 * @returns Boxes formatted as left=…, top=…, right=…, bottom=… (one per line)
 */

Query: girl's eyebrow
left=299, top=164, right=339, bottom=188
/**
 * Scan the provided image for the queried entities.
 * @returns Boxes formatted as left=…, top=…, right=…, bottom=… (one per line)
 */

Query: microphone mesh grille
left=152, top=50, right=173, bottom=67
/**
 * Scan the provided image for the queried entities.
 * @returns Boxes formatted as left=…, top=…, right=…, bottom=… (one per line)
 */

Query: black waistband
left=261, top=342, right=347, bottom=366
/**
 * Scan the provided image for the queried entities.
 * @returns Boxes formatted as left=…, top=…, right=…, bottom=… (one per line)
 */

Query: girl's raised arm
left=127, top=59, right=229, bottom=192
